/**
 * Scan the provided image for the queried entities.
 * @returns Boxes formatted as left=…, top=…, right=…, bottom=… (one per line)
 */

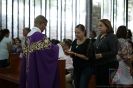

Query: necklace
left=96, top=35, right=106, bottom=49
left=76, top=37, right=86, bottom=48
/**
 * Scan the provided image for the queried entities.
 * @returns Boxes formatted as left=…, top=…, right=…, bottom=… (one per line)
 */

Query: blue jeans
left=73, top=67, right=93, bottom=88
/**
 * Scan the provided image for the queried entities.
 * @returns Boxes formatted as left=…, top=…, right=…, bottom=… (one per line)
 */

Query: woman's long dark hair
left=116, top=25, right=127, bottom=39
left=127, top=29, right=132, bottom=39
left=0, top=29, right=10, bottom=42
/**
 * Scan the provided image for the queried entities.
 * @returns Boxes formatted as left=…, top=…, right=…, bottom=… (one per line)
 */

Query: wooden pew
left=88, top=75, right=96, bottom=88
left=58, top=59, right=66, bottom=88
left=0, top=54, right=66, bottom=88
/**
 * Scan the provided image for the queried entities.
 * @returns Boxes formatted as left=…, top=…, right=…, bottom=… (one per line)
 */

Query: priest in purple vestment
left=19, top=15, right=65, bottom=88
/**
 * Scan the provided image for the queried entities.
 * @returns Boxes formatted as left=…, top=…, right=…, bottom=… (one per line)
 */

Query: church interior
left=0, top=0, right=133, bottom=88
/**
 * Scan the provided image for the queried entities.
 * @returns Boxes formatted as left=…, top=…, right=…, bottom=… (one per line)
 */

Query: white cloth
left=0, top=37, right=11, bottom=60
left=114, top=60, right=133, bottom=84
left=19, top=53, right=23, bottom=58
left=60, top=55, right=73, bottom=70
left=27, top=27, right=41, bottom=36
left=57, top=44, right=65, bottom=58
left=57, top=45, right=73, bottom=72
left=21, top=37, right=26, bottom=48
left=27, top=27, right=65, bottom=58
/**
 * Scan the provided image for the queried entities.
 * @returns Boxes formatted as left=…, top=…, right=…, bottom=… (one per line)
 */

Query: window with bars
left=100, top=0, right=127, bottom=33
left=0, top=0, right=132, bottom=40
left=1, top=0, right=89, bottom=41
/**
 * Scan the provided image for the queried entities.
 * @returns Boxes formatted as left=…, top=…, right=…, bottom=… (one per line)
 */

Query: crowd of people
left=0, top=15, right=133, bottom=88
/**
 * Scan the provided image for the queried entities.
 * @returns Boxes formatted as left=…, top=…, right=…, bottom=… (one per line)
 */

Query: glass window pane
left=2, top=0, right=6, bottom=29
left=113, top=0, right=117, bottom=32
left=65, top=0, right=72, bottom=39
left=72, top=0, right=75, bottom=40
left=19, top=0, right=24, bottom=38
left=7, top=0, right=12, bottom=38
left=57, top=0, right=61, bottom=40
left=42, top=0, right=46, bottom=16
left=25, top=0, right=29, bottom=27
left=50, top=0, right=57, bottom=39
left=79, top=0, right=86, bottom=25
left=13, top=0, right=18, bottom=38
left=42, top=0, right=46, bottom=35
left=35, top=0, right=41, bottom=17
left=46, top=0, right=50, bottom=37
left=116, top=0, right=125, bottom=28
left=128, top=0, right=133, bottom=30
left=102, top=0, right=111, bottom=20
left=30, top=0, right=34, bottom=28
left=61, top=0, right=65, bottom=40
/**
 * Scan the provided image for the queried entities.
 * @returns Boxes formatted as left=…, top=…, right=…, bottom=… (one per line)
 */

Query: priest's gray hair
left=34, top=15, right=48, bottom=26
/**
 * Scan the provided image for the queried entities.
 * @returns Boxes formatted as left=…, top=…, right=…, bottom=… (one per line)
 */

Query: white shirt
left=0, top=37, right=11, bottom=60
left=57, top=44, right=65, bottom=58
left=60, top=55, right=73, bottom=70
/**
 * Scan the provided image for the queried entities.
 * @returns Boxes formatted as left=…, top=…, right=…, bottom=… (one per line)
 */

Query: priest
left=19, top=15, right=65, bottom=88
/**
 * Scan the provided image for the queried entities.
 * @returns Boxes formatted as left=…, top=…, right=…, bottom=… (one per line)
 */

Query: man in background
left=21, top=27, right=31, bottom=48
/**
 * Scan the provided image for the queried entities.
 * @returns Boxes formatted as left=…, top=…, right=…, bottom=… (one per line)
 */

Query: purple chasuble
left=19, top=32, right=60, bottom=88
